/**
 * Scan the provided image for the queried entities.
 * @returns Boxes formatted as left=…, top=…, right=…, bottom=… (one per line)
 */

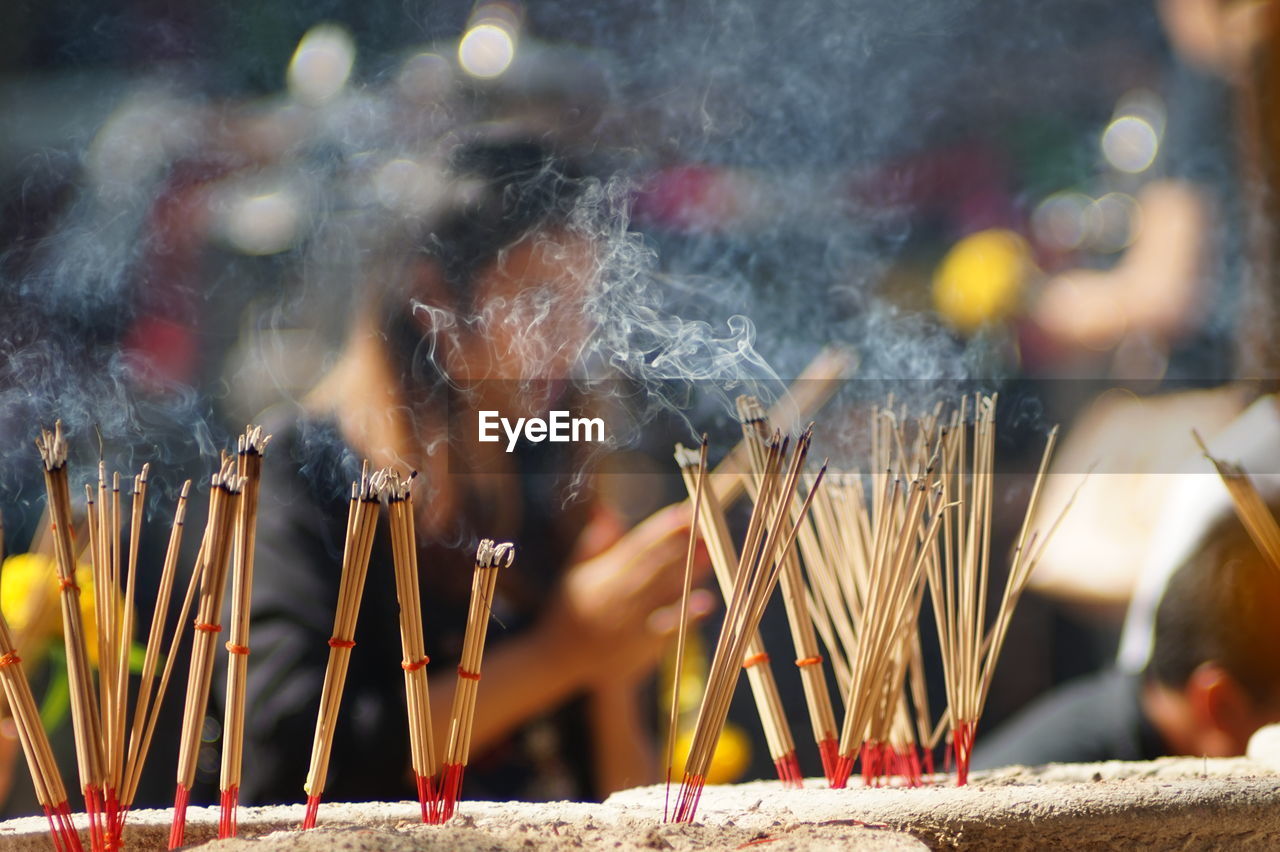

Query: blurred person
left=980, top=0, right=1280, bottom=770
left=224, top=24, right=718, bottom=804
left=239, top=133, right=711, bottom=805
left=976, top=508, right=1280, bottom=767
left=1032, top=0, right=1266, bottom=375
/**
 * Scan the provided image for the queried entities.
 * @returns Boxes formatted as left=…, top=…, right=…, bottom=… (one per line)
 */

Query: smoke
left=0, top=0, right=1170, bottom=499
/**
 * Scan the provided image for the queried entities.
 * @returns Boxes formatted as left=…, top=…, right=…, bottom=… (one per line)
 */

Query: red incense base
left=43, top=800, right=84, bottom=852
left=771, top=750, right=803, bottom=789
left=83, top=785, right=107, bottom=852
left=168, top=785, right=189, bottom=850
left=953, top=719, right=976, bottom=787
left=670, top=771, right=706, bottom=823
left=829, top=752, right=854, bottom=789
left=219, top=786, right=239, bottom=838
left=415, top=772, right=437, bottom=824
left=817, top=737, right=839, bottom=785
left=437, top=762, right=465, bottom=823
left=301, top=794, right=322, bottom=830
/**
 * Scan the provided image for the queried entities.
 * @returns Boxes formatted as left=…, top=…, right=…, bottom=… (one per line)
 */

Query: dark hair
left=428, top=140, right=587, bottom=301
left=381, top=136, right=594, bottom=396
left=1148, top=511, right=1280, bottom=705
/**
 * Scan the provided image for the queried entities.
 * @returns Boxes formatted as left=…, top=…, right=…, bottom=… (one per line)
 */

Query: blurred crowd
left=1, top=0, right=1279, bottom=817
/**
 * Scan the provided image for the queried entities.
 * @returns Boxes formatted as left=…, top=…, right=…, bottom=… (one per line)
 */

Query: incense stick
left=672, top=430, right=825, bottom=822
left=439, top=539, right=516, bottom=822
left=924, top=396, right=1061, bottom=785
left=37, top=422, right=107, bottom=852
left=121, top=480, right=193, bottom=814
left=710, top=346, right=855, bottom=507
left=674, top=445, right=801, bottom=787
left=831, top=472, right=943, bottom=789
left=664, top=437, right=707, bottom=821
left=300, top=464, right=380, bottom=831
left=0, top=514, right=83, bottom=852
left=170, top=457, right=243, bottom=849
left=219, top=426, right=270, bottom=838
left=1193, top=431, right=1280, bottom=572
left=738, top=397, right=841, bottom=784
left=380, top=468, right=439, bottom=824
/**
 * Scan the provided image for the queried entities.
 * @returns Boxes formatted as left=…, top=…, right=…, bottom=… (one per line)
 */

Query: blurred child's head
left=1146, top=510, right=1280, bottom=755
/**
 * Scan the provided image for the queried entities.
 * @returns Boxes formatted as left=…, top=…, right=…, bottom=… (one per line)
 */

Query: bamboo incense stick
left=674, top=445, right=801, bottom=787
left=673, top=430, right=825, bottom=822
left=439, top=539, right=516, bottom=822
left=831, top=473, right=943, bottom=789
left=1192, top=431, right=1280, bottom=572
left=301, top=464, right=381, bottom=831
left=924, top=396, right=1062, bottom=786
left=37, top=422, right=107, bottom=852
left=0, top=514, right=84, bottom=852
left=121, top=480, right=193, bottom=813
left=711, top=347, right=854, bottom=507
left=170, top=457, right=243, bottom=849
left=737, top=397, right=841, bottom=783
left=664, top=437, right=707, bottom=822
left=121, top=483, right=202, bottom=808
left=380, top=469, right=439, bottom=824
left=219, top=426, right=269, bottom=838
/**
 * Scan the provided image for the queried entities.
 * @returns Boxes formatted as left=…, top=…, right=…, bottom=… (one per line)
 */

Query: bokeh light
left=374, top=157, right=445, bottom=216
left=1032, top=192, right=1093, bottom=253
left=1087, top=192, right=1140, bottom=254
left=396, top=52, right=453, bottom=104
left=222, top=191, right=301, bottom=256
left=286, top=24, right=356, bottom=105
left=458, top=24, right=517, bottom=79
left=1101, top=115, right=1159, bottom=174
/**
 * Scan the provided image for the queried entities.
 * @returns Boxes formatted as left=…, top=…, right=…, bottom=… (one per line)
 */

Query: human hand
left=544, top=502, right=713, bottom=689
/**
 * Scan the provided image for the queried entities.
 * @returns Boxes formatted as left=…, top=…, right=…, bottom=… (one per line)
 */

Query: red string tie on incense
left=401, top=656, right=429, bottom=672
left=741, top=652, right=770, bottom=669
left=57, top=576, right=79, bottom=593
left=194, top=621, right=222, bottom=633
left=0, top=651, right=21, bottom=668
left=225, top=643, right=250, bottom=656
left=457, top=666, right=481, bottom=681
left=327, top=637, right=356, bottom=649
left=795, top=656, right=823, bottom=668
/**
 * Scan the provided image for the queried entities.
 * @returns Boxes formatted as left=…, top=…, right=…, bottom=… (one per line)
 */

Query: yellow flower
left=673, top=722, right=752, bottom=786
left=2, top=553, right=110, bottom=666
left=933, top=228, right=1034, bottom=334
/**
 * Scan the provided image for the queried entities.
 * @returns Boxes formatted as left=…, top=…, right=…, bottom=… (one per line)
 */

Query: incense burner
left=2, top=755, right=1279, bottom=850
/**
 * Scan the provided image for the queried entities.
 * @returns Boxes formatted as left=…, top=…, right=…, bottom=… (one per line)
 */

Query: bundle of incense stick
left=1193, top=432, right=1280, bottom=571
left=925, top=395, right=1063, bottom=786
left=300, top=464, right=380, bottom=831
left=36, top=423, right=107, bottom=852
left=120, top=480, right=196, bottom=820
left=0, top=515, right=83, bottom=852
left=829, top=468, right=945, bottom=790
left=84, top=461, right=152, bottom=846
left=34, top=421, right=202, bottom=850
left=438, top=539, right=515, bottom=822
left=794, top=402, right=939, bottom=788
left=671, top=429, right=825, bottom=823
left=219, top=426, right=270, bottom=838
left=380, top=469, right=438, bottom=824
left=170, top=457, right=244, bottom=849
left=711, top=346, right=856, bottom=508
left=864, top=404, right=944, bottom=786
left=674, top=446, right=802, bottom=787
left=664, top=438, right=707, bottom=822
left=736, top=396, right=840, bottom=784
